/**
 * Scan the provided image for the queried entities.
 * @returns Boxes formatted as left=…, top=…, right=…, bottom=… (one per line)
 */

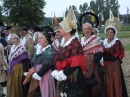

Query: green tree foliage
left=65, top=5, right=79, bottom=20
left=0, top=5, right=3, bottom=22
left=103, top=0, right=119, bottom=22
left=89, top=0, right=104, bottom=14
left=89, top=0, right=119, bottom=28
left=79, top=2, right=89, bottom=14
left=2, top=0, right=46, bottom=26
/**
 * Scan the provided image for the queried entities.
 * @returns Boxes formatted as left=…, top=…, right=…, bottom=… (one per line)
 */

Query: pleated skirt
left=7, top=63, right=23, bottom=97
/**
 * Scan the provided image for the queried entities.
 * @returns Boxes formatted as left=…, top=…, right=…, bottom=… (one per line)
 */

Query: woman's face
left=38, top=33, right=48, bottom=46
left=58, top=26, right=66, bottom=37
left=11, top=35, right=19, bottom=45
left=82, top=24, right=92, bottom=37
left=106, top=29, right=115, bottom=40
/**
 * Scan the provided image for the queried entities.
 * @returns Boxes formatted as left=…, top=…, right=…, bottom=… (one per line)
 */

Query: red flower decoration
left=72, top=40, right=75, bottom=43
left=74, top=43, right=79, bottom=47
left=62, top=49, right=66, bottom=53
left=79, top=49, right=83, bottom=53
left=68, top=45, right=72, bottom=50
left=65, top=52, right=69, bottom=57
left=72, top=49, right=76, bottom=54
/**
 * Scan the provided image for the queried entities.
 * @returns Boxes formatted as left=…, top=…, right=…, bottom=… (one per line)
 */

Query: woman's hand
left=51, top=70, right=67, bottom=81
left=23, top=72, right=28, bottom=76
left=32, top=73, right=41, bottom=80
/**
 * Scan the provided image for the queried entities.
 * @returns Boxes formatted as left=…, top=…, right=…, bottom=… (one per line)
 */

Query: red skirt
left=104, top=60, right=124, bottom=97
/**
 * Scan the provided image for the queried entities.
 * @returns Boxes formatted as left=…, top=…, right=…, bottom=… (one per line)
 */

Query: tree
left=0, top=5, right=3, bottom=22
left=65, top=5, right=79, bottom=20
left=79, top=2, right=89, bottom=14
left=88, top=0, right=119, bottom=28
left=1, top=0, right=46, bottom=26
left=104, top=0, right=120, bottom=22
left=89, top=0, right=105, bottom=27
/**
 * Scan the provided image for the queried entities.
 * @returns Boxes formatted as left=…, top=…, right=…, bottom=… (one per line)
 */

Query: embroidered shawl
left=8, top=44, right=29, bottom=75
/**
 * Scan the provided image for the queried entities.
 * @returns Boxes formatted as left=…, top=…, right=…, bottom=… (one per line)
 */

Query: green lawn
left=124, top=44, right=130, bottom=51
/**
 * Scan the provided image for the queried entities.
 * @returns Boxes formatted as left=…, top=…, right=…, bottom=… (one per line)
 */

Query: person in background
left=103, top=25, right=128, bottom=97
left=5, top=26, right=12, bottom=41
left=0, top=43, right=8, bottom=97
left=0, top=29, right=7, bottom=48
left=31, top=26, right=43, bottom=50
left=30, top=26, right=38, bottom=49
left=52, top=24, right=62, bottom=52
left=92, top=28, right=103, bottom=42
left=21, top=27, right=34, bottom=60
left=0, top=27, right=6, bottom=39
left=92, top=28, right=99, bottom=36
left=7, top=34, right=29, bottom=97
left=22, top=25, right=33, bottom=38
left=4, top=26, right=12, bottom=54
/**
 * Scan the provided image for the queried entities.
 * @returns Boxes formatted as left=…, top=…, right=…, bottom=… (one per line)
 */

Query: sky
left=44, top=0, right=130, bottom=17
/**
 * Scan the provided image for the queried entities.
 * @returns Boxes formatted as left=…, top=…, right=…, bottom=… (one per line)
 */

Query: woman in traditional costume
left=31, top=28, right=56, bottom=97
left=81, top=23, right=105, bottom=97
left=7, top=34, right=29, bottom=97
left=51, top=7, right=86, bottom=97
left=103, top=17, right=128, bottom=97
left=79, top=12, right=105, bottom=97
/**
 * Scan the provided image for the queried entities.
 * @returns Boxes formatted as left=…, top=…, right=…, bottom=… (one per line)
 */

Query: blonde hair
left=82, top=23, right=92, bottom=29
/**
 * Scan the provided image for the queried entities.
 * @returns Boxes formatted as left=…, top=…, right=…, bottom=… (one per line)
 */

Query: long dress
left=81, top=35, right=105, bottom=97
left=55, top=36, right=87, bottom=97
left=103, top=37, right=128, bottom=97
left=7, top=44, right=29, bottom=97
left=32, top=44, right=56, bottom=97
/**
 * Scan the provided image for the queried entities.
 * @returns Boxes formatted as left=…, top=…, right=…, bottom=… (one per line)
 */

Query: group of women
left=0, top=7, right=128, bottom=97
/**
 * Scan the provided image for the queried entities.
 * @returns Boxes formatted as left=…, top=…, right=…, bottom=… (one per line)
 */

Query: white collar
left=33, top=32, right=38, bottom=41
left=36, top=44, right=51, bottom=55
left=10, top=44, right=22, bottom=54
left=81, top=35, right=96, bottom=46
left=21, top=34, right=28, bottom=45
left=6, top=33, right=12, bottom=40
left=60, top=35, right=76, bottom=47
left=103, top=36, right=119, bottom=48
left=54, top=39, right=60, bottom=47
